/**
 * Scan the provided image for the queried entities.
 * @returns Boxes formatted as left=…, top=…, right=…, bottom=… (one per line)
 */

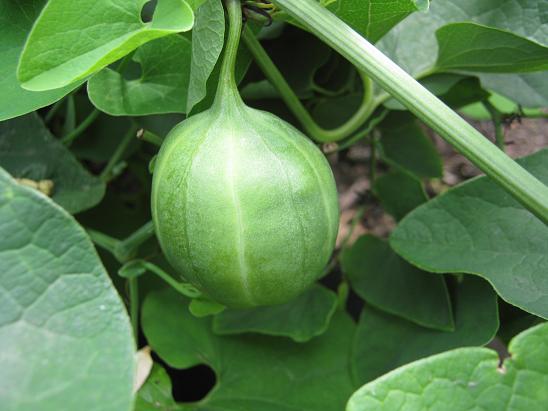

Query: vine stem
left=482, top=100, right=505, bottom=151
left=61, top=108, right=100, bottom=145
left=272, top=0, right=548, bottom=223
left=242, top=27, right=375, bottom=142
left=100, top=123, right=139, bottom=182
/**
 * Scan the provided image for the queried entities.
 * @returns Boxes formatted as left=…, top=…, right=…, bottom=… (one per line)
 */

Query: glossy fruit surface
left=151, top=94, right=339, bottom=307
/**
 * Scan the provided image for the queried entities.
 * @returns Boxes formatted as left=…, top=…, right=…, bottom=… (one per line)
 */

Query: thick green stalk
left=242, top=27, right=375, bottom=142
left=214, top=0, right=245, bottom=107
left=272, top=0, right=548, bottom=223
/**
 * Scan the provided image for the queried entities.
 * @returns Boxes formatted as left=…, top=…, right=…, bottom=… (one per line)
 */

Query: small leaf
left=390, top=149, right=548, bottom=319
left=0, top=113, right=105, bottom=214
left=0, top=167, right=135, bottom=411
left=213, top=284, right=339, bottom=342
left=18, top=0, right=195, bottom=91
left=351, top=277, right=499, bottom=383
left=374, top=171, right=428, bottom=220
left=347, top=322, right=548, bottom=411
left=0, top=0, right=80, bottom=121
left=379, top=113, right=443, bottom=179
left=436, top=23, right=548, bottom=73
left=189, top=298, right=226, bottom=317
left=142, top=287, right=356, bottom=410
left=186, top=0, right=225, bottom=113
left=135, top=364, right=181, bottom=410
left=341, top=235, right=453, bottom=331
left=88, top=35, right=192, bottom=116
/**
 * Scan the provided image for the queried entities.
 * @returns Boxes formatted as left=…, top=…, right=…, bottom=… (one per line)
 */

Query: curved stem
left=214, top=0, right=245, bottom=107
left=100, top=123, right=139, bottom=182
left=272, top=0, right=548, bottom=224
left=242, top=26, right=375, bottom=142
left=62, top=108, right=100, bottom=145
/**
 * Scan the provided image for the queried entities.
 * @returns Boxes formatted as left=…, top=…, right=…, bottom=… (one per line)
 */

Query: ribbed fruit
left=151, top=95, right=339, bottom=307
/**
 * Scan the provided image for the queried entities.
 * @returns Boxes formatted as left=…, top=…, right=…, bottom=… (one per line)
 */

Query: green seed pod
left=151, top=1, right=339, bottom=307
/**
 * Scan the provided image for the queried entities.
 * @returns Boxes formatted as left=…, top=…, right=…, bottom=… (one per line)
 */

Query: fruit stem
left=214, top=0, right=245, bottom=107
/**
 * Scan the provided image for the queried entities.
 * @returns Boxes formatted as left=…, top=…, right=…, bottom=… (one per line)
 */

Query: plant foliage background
left=0, top=0, right=547, bottom=410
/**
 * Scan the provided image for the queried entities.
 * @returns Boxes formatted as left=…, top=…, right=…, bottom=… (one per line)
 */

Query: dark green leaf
left=347, top=322, right=547, bottom=411
left=374, top=171, right=428, bottom=220
left=0, top=113, right=105, bottom=214
left=0, top=167, right=135, bottom=411
left=351, top=277, right=498, bottom=383
left=436, top=23, right=548, bottom=73
left=18, top=0, right=195, bottom=91
left=390, top=150, right=548, bottom=319
left=379, top=113, right=443, bottom=179
left=341, top=235, right=452, bottom=330
left=213, top=284, right=338, bottom=342
left=142, top=287, right=356, bottom=410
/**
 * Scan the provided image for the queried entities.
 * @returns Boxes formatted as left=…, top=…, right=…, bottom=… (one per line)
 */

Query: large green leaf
left=435, top=23, right=548, bottom=73
left=141, top=287, right=356, bottom=410
left=351, top=277, right=498, bottom=384
left=88, top=35, right=192, bottom=115
left=0, top=0, right=79, bottom=121
left=213, top=284, right=338, bottom=342
left=324, top=0, right=429, bottom=43
left=341, top=235, right=452, bottom=330
left=378, top=0, right=548, bottom=106
left=186, top=0, right=225, bottom=113
left=390, top=150, right=548, bottom=319
left=0, top=113, right=105, bottom=214
left=18, top=0, right=195, bottom=91
left=0, top=167, right=135, bottom=411
left=347, top=322, right=548, bottom=411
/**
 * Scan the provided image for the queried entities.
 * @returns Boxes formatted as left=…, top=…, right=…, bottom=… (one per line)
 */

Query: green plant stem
left=335, top=109, right=388, bottom=152
left=87, top=221, right=155, bottom=263
left=482, top=100, right=505, bottom=151
left=272, top=0, right=548, bottom=224
left=117, top=221, right=155, bottom=259
left=61, top=108, right=100, bottom=145
left=45, top=99, right=65, bottom=123
left=242, top=26, right=375, bottom=143
left=129, top=277, right=139, bottom=338
left=136, top=129, right=163, bottom=147
left=140, top=261, right=202, bottom=298
left=87, top=229, right=120, bottom=255
left=100, top=124, right=139, bottom=181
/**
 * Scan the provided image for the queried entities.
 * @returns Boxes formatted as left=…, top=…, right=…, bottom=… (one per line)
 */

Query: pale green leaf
left=0, top=167, right=135, bottom=411
left=18, top=0, right=195, bottom=91
left=186, top=0, right=225, bottom=113
left=0, top=0, right=80, bottom=121
left=88, top=35, right=192, bottom=115
left=347, top=322, right=548, bottom=411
